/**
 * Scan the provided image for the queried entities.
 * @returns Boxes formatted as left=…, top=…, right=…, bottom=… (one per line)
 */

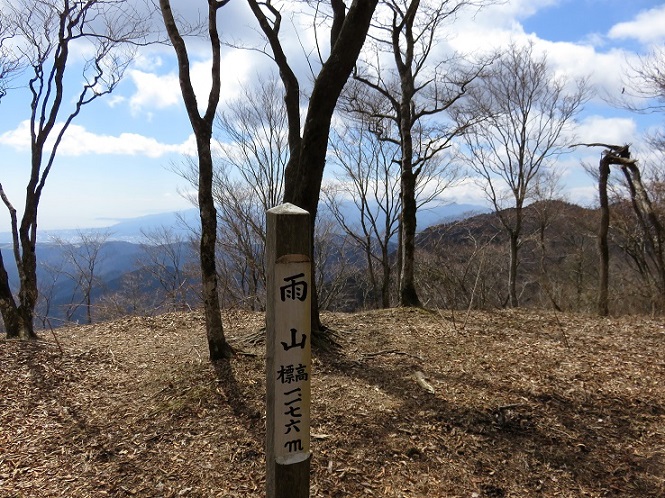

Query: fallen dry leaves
left=1, top=308, right=664, bottom=497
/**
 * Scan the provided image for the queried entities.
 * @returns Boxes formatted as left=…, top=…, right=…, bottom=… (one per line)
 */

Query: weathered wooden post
left=266, top=203, right=312, bottom=498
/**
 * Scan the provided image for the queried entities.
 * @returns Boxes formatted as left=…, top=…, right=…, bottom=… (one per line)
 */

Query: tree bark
left=508, top=230, right=519, bottom=308
left=399, top=168, right=421, bottom=306
left=0, top=251, right=31, bottom=339
left=0, top=184, right=38, bottom=339
left=598, top=156, right=611, bottom=317
left=198, top=135, right=233, bottom=360
left=381, top=247, right=391, bottom=309
left=394, top=0, right=420, bottom=307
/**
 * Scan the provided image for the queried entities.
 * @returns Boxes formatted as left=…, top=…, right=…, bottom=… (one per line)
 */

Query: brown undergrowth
left=1, top=308, right=664, bottom=497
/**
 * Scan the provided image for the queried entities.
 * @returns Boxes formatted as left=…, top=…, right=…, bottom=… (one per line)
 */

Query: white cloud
left=574, top=115, right=639, bottom=146
left=444, top=3, right=650, bottom=103
left=128, top=70, right=182, bottom=114
left=439, top=177, right=489, bottom=207
left=566, top=185, right=598, bottom=207
left=0, top=120, right=193, bottom=158
left=126, top=49, right=256, bottom=117
left=132, top=54, right=166, bottom=72
left=446, top=0, right=566, bottom=55
left=609, top=5, right=665, bottom=45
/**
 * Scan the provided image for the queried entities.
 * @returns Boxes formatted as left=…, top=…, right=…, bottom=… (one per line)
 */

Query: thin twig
left=361, top=349, right=423, bottom=361
left=46, top=317, right=64, bottom=355
left=551, top=310, right=571, bottom=348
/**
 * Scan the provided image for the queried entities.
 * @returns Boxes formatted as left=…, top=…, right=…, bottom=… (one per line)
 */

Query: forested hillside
left=416, top=198, right=665, bottom=315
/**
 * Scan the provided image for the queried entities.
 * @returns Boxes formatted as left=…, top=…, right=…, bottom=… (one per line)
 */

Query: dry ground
left=1, top=308, right=664, bottom=497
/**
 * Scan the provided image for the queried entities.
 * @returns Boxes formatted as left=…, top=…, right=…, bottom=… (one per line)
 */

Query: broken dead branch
left=413, top=370, right=435, bottom=394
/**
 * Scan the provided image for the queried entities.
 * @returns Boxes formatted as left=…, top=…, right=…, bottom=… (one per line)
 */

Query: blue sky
left=1, top=0, right=664, bottom=230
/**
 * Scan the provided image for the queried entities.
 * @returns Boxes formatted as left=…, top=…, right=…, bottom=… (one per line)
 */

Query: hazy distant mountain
left=99, top=209, right=201, bottom=242
left=0, top=209, right=201, bottom=244
left=0, top=203, right=487, bottom=244
left=417, top=202, right=491, bottom=226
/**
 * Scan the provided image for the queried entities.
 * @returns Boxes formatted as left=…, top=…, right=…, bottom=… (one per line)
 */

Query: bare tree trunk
left=508, top=231, right=519, bottom=308
left=381, top=249, right=392, bottom=309
left=399, top=168, right=421, bottom=306
left=0, top=186, right=37, bottom=339
left=573, top=144, right=642, bottom=316
left=598, top=156, right=611, bottom=317
left=0, top=251, right=32, bottom=339
left=198, top=136, right=232, bottom=359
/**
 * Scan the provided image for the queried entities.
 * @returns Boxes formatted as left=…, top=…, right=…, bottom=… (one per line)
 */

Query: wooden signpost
left=266, top=203, right=312, bottom=498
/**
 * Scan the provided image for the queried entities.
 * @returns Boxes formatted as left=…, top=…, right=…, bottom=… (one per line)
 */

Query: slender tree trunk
left=393, top=0, right=421, bottom=308
left=598, top=157, right=611, bottom=317
left=399, top=168, right=421, bottom=306
left=396, top=53, right=420, bottom=307
left=363, top=239, right=379, bottom=308
left=17, top=197, right=39, bottom=337
left=381, top=246, right=391, bottom=309
left=508, top=231, right=519, bottom=308
left=198, top=135, right=233, bottom=360
left=537, top=218, right=562, bottom=311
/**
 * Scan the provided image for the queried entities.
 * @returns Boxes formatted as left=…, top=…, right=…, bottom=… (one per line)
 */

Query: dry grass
left=1, top=308, right=664, bottom=497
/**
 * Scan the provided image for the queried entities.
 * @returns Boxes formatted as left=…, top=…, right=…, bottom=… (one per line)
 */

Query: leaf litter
left=1, top=307, right=664, bottom=497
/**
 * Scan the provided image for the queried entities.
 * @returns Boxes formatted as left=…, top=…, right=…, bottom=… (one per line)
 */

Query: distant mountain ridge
left=0, top=209, right=201, bottom=244
left=0, top=202, right=488, bottom=244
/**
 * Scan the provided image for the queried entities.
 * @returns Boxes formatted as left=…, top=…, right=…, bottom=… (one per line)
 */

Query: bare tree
left=158, top=0, right=234, bottom=360
left=580, top=143, right=665, bottom=315
left=620, top=161, right=665, bottom=312
left=214, top=78, right=289, bottom=310
left=35, top=251, right=67, bottom=329
left=0, top=0, right=153, bottom=339
left=576, top=144, right=642, bottom=315
left=350, top=0, right=489, bottom=307
left=458, top=42, right=588, bottom=308
left=140, top=226, right=198, bottom=313
left=247, top=0, right=380, bottom=331
left=216, top=79, right=288, bottom=211
left=95, top=272, right=161, bottom=321
left=324, top=112, right=401, bottom=308
left=313, top=214, right=359, bottom=313
left=620, top=47, right=665, bottom=150
left=0, top=10, right=23, bottom=102
left=214, top=175, right=269, bottom=310
left=604, top=47, right=665, bottom=313
left=52, top=230, right=112, bottom=324
left=171, top=78, right=289, bottom=311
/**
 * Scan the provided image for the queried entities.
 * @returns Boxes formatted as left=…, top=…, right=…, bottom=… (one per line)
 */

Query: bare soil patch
left=1, top=308, right=664, bottom=497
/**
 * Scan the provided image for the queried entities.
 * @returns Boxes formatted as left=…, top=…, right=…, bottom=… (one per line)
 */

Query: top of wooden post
left=267, top=203, right=309, bottom=216
left=266, top=203, right=311, bottom=260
